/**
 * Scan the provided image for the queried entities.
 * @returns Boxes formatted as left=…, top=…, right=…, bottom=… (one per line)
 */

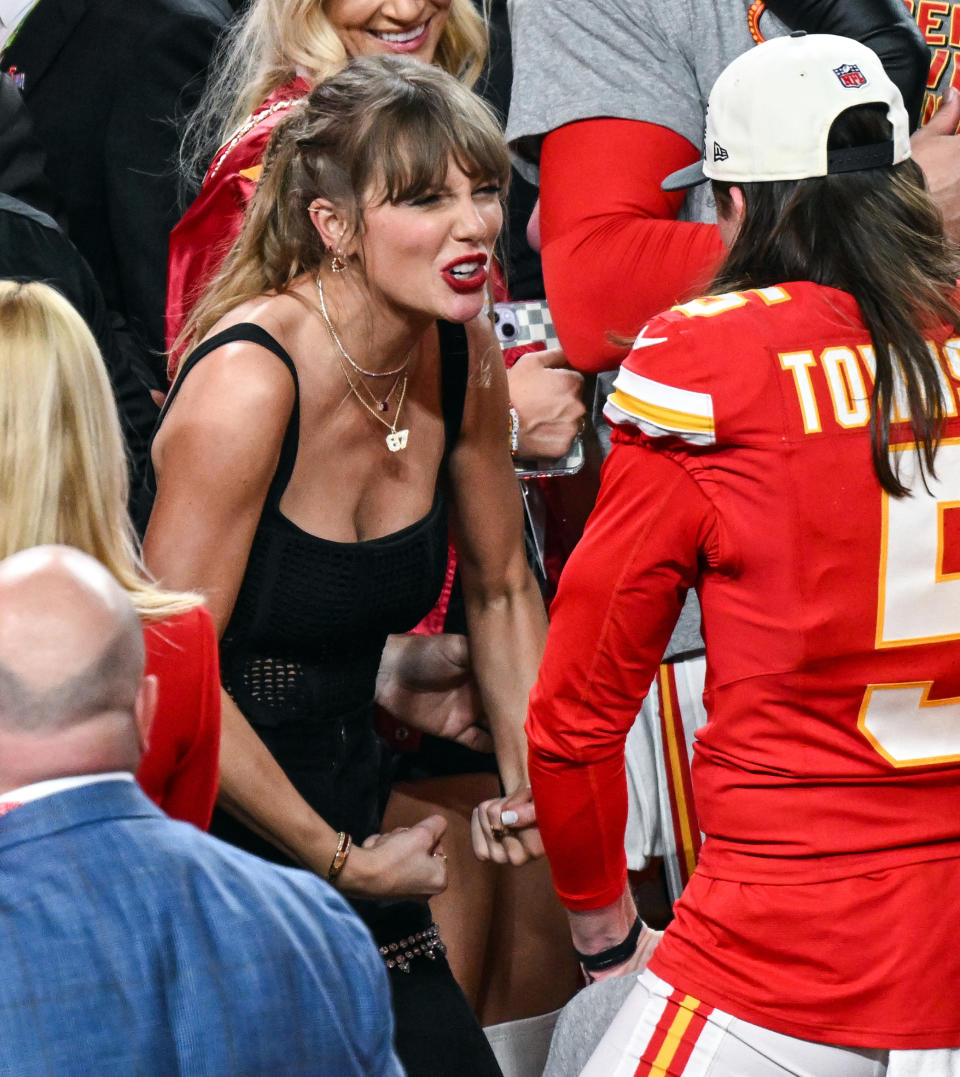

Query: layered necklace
left=316, top=273, right=410, bottom=452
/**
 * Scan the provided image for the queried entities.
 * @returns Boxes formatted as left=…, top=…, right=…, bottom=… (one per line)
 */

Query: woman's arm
left=446, top=316, right=550, bottom=864
left=138, top=606, right=220, bottom=829
left=216, top=685, right=448, bottom=900
left=143, top=337, right=447, bottom=899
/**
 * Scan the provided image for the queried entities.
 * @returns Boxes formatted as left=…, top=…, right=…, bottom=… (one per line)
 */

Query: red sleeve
left=165, top=172, right=252, bottom=359
left=539, top=119, right=726, bottom=374
left=526, top=440, right=716, bottom=909
left=137, top=605, right=221, bottom=829
left=164, top=125, right=271, bottom=366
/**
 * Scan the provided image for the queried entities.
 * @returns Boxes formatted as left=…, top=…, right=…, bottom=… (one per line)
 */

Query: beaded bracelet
left=574, top=915, right=644, bottom=973
left=327, top=831, right=352, bottom=883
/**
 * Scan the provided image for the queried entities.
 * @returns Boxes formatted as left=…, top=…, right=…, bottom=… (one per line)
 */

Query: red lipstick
left=441, top=254, right=488, bottom=294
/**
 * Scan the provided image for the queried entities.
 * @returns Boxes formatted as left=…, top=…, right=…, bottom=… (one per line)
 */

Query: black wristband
left=574, top=916, right=644, bottom=973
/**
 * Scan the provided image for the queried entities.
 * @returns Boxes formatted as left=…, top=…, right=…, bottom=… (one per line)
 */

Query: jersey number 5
left=859, top=438, right=960, bottom=767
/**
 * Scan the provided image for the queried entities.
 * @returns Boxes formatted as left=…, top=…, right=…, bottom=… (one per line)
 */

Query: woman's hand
left=470, top=784, right=544, bottom=865
left=337, top=815, right=449, bottom=903
left=507, top=347, right=585, bottom=459
left=375, top=633, right=492, bottom=752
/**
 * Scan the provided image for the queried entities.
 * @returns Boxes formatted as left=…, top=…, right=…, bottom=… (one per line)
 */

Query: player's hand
left=337, top=815, right=448, bottom=902
left=911, top=87, right=960, bottom=242
left=507, top=348, right=585, bottom=459
left=471, top=784, right=544, bottom=865
left=375, top=633, right=491, bottom=752
left=567, top=888, right=662, bottom=982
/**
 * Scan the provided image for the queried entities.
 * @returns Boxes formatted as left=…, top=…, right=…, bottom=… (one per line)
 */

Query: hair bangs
left=358, top=80, right=509, bottom=207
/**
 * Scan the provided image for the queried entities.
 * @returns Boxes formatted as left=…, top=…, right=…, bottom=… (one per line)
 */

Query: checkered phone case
left=492, top=301, right=560, bottom=351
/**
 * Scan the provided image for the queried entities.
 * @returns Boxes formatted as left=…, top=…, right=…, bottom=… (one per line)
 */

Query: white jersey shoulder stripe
left=604, top=368, right=716, bottom=446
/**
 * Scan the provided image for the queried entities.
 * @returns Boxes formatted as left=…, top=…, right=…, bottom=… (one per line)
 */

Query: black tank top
left=150, top=320, right=469, bottom=842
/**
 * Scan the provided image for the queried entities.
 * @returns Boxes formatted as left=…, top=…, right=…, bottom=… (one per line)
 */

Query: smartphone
left=492, top=300, right=583, bottom=477
left=513, top=435, right=586, bottom=479
left=492, top=300, right=561, bottom=351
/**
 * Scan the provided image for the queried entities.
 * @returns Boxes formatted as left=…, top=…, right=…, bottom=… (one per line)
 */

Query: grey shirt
left=506, top=0, right=787, bottom=658
left=506, top=0, right=788, bottom=223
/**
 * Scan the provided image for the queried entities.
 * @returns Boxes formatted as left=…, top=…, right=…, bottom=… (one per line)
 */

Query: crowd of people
left=1, top=2, right=960, bottom=1076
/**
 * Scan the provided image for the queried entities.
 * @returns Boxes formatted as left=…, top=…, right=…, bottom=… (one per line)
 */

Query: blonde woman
left=146, top=57, right=578, bottom=1073
left=167, top=0, right=582, bottom=458
left=166, top=0, right=487, bottom=354
left=166, top=1, right=581, bottom=1031
left=0, top=280, right=220, bottom=828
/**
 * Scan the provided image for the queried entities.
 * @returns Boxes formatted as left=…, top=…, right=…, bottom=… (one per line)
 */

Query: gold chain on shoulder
left=206, top=98, right=300, bottom=182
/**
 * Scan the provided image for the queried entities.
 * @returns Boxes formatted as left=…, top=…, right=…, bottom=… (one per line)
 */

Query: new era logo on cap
left=834, top=64, right=867, bottom=89
left=713, top=142, right=728, bottom=163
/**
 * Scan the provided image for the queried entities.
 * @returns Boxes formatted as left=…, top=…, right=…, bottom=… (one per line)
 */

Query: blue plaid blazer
left=0, top=780, right=404, bottom=1076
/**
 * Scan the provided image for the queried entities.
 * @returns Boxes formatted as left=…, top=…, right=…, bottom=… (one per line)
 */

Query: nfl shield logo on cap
left=834, top=64, right=867, bottom=89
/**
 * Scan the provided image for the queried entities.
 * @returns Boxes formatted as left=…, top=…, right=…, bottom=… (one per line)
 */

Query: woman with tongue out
left=144, top=57, right=562, bottom=1076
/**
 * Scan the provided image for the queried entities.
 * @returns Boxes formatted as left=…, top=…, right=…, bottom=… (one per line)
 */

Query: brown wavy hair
left=177, top=55, right=510, bottom=360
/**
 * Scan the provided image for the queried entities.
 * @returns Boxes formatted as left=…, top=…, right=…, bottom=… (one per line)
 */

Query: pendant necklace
left=316, top=274, right=411, bottom=451
left=338, top=357, right=410, bottom=452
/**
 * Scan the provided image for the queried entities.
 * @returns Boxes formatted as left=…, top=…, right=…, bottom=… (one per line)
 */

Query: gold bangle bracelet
left=327, top=831, right=352, bottom=883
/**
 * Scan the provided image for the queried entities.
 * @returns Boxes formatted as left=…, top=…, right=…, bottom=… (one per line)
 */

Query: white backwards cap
left=661, top=32, right=911, bottom=191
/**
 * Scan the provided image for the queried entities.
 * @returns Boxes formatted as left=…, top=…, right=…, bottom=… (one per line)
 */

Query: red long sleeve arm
left=539, top=119, right=725, bottom=374
left=527, top=440, right=716, bottom=909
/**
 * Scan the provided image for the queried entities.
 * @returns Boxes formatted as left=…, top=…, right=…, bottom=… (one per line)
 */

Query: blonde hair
left=179, top=55, right=510, bottom=356
left=0, top=281, right=201, bottom=620
left=181, top=0, right=488, bottom=190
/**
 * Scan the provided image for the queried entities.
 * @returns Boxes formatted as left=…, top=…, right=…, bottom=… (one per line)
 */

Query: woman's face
left=325, top=0, right=452, bottom=65
left=358, top=156, right=503, bottom=326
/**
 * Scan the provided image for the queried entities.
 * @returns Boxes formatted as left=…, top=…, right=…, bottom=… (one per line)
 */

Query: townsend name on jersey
left=605, top=284, right=960, bottom=445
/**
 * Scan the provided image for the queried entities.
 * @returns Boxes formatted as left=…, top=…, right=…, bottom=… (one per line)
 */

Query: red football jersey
left=527, top=281, right=960, bottom=1047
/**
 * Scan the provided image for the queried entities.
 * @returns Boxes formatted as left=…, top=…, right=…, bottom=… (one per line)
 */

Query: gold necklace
left=315, top=273, right=411, bottom=450
left=338, top=357, right=410, bottom=452
left=316, top=273, right=409, bottom=381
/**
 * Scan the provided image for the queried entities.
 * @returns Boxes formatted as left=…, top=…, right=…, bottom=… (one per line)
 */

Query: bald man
left=0, top=546, right=403, bottom=1077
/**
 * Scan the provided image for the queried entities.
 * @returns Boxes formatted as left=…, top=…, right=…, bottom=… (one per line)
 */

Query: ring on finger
left=490, top=824, right=507, bottom=839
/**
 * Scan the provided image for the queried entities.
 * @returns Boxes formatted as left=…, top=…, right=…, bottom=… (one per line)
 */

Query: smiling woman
left=144, top=57, right=552, bottom=1077
left=325, top=0, right=453, bottom=60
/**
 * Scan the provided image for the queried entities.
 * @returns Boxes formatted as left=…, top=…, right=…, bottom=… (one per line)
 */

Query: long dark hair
left=712, top=103, right=959, bottom=497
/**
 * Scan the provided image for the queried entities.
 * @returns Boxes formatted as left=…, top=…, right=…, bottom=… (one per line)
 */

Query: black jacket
left=2, top=0, right=233, bottom=383
left=0, top=192, right=160, bottom=522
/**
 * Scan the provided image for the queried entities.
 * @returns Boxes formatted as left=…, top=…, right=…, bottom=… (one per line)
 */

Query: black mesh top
left=150, top=320, right=469, bottom=842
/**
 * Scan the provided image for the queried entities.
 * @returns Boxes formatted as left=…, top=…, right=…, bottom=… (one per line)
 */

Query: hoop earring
left=331, top=247, right=347, bottom=273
